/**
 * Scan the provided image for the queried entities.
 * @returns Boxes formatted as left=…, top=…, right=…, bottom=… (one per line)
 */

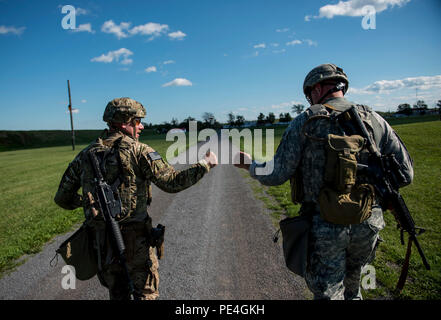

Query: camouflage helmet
left=303, top=63, right=349, bottom=96
left=103, top=97, right=146, bottom=124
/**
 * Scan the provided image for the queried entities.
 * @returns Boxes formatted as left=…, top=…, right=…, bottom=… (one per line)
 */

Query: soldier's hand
left=204, top=151, right=218, bottom=168
left=234, top=151, right=252, bottom=170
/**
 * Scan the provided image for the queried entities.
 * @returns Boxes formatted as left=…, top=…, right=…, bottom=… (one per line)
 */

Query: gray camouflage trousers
left=305, top=206, right=384, bottom=300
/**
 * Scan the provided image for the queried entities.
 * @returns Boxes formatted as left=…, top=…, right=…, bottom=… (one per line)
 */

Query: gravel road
left=0, top=139, right=308, bottom=300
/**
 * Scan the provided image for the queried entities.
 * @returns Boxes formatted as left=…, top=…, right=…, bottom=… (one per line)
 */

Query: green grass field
left=0, top=130, right=175, bottom=277
left=241, top=116, right=441, bottom=300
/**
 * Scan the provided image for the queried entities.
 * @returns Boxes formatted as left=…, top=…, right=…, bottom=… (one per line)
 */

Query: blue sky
left=0, top=0, right=440, bottom=130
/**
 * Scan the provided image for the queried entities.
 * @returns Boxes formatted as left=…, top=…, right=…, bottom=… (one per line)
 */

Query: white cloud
left=303, top=39, right=318, bottom=46
left=0, top=25, right=25, bottom=35
left=163, top=60, right=175, bottom=65
left=101, top=20, right=131, bottom=39
left=75, top=7, right=89, bottom=16
left=81, top=99, right=87, bottom=103
left=286, top=40, right=302, bottom=46
left=120, top=58, right=133, bottom=65
left=270, top=43, right=279, bottom=47
left=253, top=43, right=266, bottom=49
left=162, top=78, right=193, bottom=87
left=308, top=0, right=410, bottom=20
left=101, top=20, right=184, bottom=41
left=145, top=66, right=157, bottom=73
left=91, top=48, right=134, bottom=65
left=276, top=28, right=289, bottom=32
left=273, top=49, right=286, bottom=54
left=168, top=30, right=186, bottom=40
left=71, top=23, right=94, bottom=33
left=130, top=22, right=169, bottom=39
left=66, top=108, right=79, bottom=114
left=349, top=75, right=441, bottom=94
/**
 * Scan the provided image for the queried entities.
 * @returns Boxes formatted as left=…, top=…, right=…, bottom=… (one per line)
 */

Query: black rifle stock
left=88, top=151, right=138, bottom=300
left=340, top=106, right=430, bottom=292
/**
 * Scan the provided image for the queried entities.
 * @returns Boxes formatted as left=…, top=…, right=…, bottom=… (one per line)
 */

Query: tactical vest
left=291, top=103, right=379, bottom=225
left=82, top=132, right=152, bottom=223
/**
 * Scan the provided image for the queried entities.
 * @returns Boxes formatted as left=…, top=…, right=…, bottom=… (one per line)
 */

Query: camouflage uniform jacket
left=249, top=97, right=414, bottom=218
left=54, top=130, right=210, bottom=224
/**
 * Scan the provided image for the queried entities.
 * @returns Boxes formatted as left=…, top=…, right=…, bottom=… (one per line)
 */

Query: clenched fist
left=204, top=150, right=218, bottom=168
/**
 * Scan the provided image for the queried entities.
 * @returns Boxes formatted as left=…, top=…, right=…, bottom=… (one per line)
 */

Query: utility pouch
left=319, top=183, right=375, bottom=225
left=149, top=224, right=165, bottom=259
left=274, top=215, right=311, bottom=277
left=55, top=222, right=98, bottom=280
left=319, top=134, right=375, bottom=225
left=323, top=134, right=364, bottom=192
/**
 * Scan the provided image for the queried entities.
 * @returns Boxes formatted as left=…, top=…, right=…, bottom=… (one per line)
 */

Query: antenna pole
left=67, top=80, right=75, bottom=150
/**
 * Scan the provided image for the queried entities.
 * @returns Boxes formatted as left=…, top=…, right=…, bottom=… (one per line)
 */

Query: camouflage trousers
left=98, top=224, right=159, bottom=300
left=304, top=206, right=384, bottom=300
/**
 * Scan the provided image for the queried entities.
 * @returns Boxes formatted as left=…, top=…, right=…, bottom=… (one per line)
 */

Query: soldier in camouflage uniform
left=54, top=97, right=217, bottom=300
left=235, top=64, right=414, bottom=299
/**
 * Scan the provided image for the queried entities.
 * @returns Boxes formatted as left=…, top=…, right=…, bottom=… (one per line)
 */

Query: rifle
left=337, top=106, right=430, bottom=293
left=87, top=151, right=139, bottom=300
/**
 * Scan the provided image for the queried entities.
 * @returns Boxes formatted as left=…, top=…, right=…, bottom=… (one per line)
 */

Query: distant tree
left=414, top=100, right=428, bottom=109
left=280, top=112, right=292, bottom=122
left=171, top=117, right=179, bottom=127
left=179, top=116, right=196, bottom=130
left=257, top=113, right=266, bottom=125
left=279, top=113, right=284, bottom=121
left=235, top=115, right=245, bottom=127
left=227, top=112, right=236, bottom=126
left=397, top=103, right=411, bottom=112
left=292, top=104, right=305, bottom=115
left=201, top=112, right=221, bottom=129
left=397, top=103, right=412, bottom=115
left=437, top=100, right=441, bottom=120
left=266, top=112, right=276, bottom=124
left=202, top=112, right=216, bottom=125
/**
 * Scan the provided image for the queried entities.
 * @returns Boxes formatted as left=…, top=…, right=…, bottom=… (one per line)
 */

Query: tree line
left=145, top=103, right=307, bottom=132
left=145, top=99, right=441, bottom=133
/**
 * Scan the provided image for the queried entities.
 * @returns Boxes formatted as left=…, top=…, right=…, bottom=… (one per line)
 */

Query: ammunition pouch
left=318, top=134, right=375, bottom=225
left=149, top=224, right=165, bottom=260
left=55, top=222, right=98, bottom=281
left=277, top=215, right=311, bottom=277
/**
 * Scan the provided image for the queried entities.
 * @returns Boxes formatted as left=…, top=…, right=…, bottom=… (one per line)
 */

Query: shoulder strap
left=92, top=137, right=125, bottom=191
left=323, top=103, right=339, bottom=112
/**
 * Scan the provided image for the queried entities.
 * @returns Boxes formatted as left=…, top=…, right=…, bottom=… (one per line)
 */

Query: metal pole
left=67, top=80, right=75, bottom=150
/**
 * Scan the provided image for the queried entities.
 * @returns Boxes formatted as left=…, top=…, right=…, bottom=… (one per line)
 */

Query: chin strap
left=316, top=82, right=346, bottom=104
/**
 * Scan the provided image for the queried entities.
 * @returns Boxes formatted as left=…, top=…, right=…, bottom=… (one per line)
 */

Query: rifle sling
left=396, top=236, right=413, bottom=293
